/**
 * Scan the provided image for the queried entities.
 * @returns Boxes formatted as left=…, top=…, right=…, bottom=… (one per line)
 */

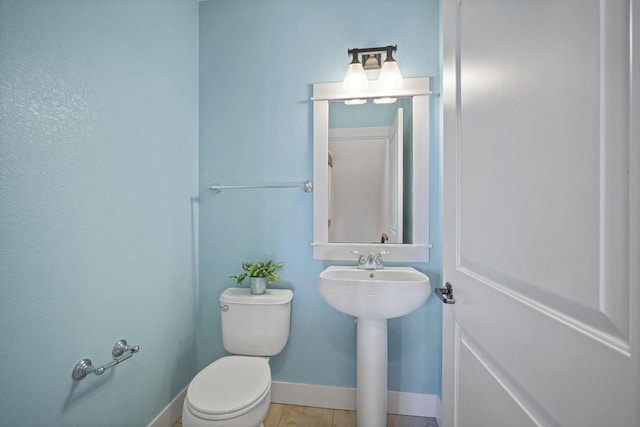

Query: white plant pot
left=249, top=277, right=267, bottom=295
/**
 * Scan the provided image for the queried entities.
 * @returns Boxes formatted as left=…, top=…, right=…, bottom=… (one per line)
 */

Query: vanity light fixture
left=343, top=45, right=403, bottom=105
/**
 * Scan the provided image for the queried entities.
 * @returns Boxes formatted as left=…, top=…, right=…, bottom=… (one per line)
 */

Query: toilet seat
left=185, top=356, right=271, bottom=421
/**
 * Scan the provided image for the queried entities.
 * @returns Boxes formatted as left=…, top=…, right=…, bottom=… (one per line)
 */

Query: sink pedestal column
left=356, top=318, right=387, bottom=427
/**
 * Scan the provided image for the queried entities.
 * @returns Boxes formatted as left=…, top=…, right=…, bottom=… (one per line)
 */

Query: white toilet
left=182, top=288, right=293, bottom=427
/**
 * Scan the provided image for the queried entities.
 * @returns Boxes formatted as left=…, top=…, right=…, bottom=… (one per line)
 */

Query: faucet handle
left=375, top=251, right=389, bottom=268
left=352, top=250, right=366, bottom=265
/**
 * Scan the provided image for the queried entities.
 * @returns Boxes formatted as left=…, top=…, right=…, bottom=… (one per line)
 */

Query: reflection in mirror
left=328, top=99, right=413, bottom=244
left=312, top=77, right=431, bottom=262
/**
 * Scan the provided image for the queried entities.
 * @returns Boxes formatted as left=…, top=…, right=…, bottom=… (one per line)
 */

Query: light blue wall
left=0, top=1, right=199, bottom=426
left=199, top=0, right=442, bottom=396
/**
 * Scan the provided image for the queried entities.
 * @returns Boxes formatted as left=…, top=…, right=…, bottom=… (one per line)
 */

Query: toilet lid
left=187, top=356, right=270, bottom=415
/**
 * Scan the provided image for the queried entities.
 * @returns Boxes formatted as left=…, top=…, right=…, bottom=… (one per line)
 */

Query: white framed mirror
left=312, top=77, right=432, bottom=262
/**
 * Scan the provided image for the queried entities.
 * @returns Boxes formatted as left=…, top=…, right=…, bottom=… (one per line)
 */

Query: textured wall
left=0, top=1, right=199, bottom=425
left=199, top=0, right=442, bottom=395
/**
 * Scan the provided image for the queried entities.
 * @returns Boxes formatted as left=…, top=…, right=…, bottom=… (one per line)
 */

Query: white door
left=387, top=108, right=403, bottom=243
left=442, top=1, right=640, bottom=426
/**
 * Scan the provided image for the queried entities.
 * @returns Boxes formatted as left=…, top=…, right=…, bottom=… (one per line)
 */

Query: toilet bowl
left=182, top=356, right=271, bottom=427
left=181, top=288, right=293, bottom=427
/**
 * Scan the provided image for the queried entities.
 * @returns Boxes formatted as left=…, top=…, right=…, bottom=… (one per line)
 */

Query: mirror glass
left=328, top=98, right=413, bottom=244
left=312, top=77, right=431, bottom=261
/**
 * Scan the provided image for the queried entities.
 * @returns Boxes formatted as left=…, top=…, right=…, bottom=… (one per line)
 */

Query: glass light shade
left=378, top=60, right=403, bottom=89
left=345, top=99, right=367, bottom=105
left=373, top=97, right=397, bottom=104
left=344, top=62, right=368, bottom=91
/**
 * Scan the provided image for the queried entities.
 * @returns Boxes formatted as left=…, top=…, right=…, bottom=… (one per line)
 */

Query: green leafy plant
left=230, top=260, right=284, bottom=285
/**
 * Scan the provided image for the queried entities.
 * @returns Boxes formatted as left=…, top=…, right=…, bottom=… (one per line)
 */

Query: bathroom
left=0, top=0, right=440, bottom=425
left=1, top=1, right=638, bottom=426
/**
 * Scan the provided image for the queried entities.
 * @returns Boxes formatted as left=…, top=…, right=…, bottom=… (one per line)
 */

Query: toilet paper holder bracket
left=72, top=339, right=140, bottom=380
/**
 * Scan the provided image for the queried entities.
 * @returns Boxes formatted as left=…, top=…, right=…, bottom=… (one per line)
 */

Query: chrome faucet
left=364, top=253, right=377, bottom=270
left=354, top=251, right=388, bottom=270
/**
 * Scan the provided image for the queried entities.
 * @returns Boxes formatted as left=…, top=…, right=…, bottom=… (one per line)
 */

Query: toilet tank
left=219, top=288, right=293, bottom=356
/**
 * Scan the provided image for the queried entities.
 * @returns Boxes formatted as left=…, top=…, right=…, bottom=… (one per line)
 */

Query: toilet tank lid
left=220, top=288, right=293, bottom=305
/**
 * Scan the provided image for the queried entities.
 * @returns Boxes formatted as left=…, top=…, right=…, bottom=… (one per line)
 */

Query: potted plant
left=230, top=260, right=284, bottom=295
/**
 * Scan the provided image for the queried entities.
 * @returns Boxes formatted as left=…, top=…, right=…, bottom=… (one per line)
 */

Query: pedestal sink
left=318, top=266, right=431, bottom=427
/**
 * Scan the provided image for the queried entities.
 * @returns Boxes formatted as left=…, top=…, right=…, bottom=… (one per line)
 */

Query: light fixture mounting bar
left=347, top=45, right=397, bottom=55
left=347, top=45, right=397, bottom=70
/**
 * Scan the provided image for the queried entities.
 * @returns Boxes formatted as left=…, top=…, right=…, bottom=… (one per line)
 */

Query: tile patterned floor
left=173, top=403, right=439, bottom=427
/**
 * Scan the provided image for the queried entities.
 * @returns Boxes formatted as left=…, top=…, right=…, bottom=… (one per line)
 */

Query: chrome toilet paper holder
left=72, top=339, right=140, bottom=380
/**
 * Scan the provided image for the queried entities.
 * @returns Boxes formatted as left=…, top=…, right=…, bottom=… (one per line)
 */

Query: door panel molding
left=457, top=264, right=631, bottom=355
left=597, top=0, right=631, bottom=342
left=456, top=325, right=558, bottom=427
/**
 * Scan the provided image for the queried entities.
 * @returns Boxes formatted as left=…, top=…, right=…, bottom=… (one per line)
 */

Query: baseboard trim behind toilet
left=271, top=381, right=441, bottom=418
left=147, top=386, right=187, bottom=427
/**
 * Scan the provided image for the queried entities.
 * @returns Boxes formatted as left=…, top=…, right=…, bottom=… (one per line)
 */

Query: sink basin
left=318, top=266, right=431, bottom=319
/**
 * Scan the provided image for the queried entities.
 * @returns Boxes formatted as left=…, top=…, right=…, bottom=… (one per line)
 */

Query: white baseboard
left=271, top=381, right=356, bottom=411
left=147, top=386, right=187, bottom=427
left=150, top=381, right=441, bottom=426
left=271, top=381, right=441, bottom=418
